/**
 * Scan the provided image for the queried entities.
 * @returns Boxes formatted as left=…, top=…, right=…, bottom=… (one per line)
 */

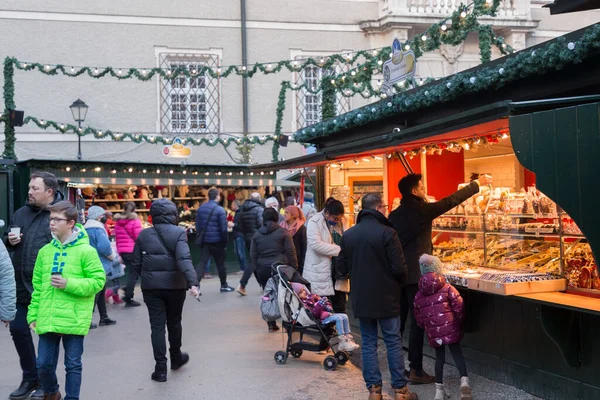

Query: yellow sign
left=162, top=137, right=192, bottom=158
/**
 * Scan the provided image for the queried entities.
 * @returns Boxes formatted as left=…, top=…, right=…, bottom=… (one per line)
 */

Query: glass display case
left=432, top=185, right=598, bottom=295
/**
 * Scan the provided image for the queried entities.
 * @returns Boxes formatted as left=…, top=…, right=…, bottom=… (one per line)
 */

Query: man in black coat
left=388, top=173, right=491, bottom=384
left=132, top=199, right=199, bottom=382
left=336, top=193, right=417, bottom=400
left=235, top=193, right=264, bottom=294
left=5, top=172, right=61, bottom=400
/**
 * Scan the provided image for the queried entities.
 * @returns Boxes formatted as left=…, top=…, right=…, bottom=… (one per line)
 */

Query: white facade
left=1, top=0, right=599, bottom=165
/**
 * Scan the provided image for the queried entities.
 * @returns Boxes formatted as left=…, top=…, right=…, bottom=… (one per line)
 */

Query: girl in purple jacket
left=414, top=254, right=472, bottom=400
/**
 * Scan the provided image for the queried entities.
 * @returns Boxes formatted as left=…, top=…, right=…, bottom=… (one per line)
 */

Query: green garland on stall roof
left=7, top=48, right=388, bottom=81
left=293, top=23, right=600, bottom=143
left=321, top=78, right=337, bottom=121
left=272, top=82, right=288, bottom=163
left=23, top=116, right=279, bottom=148
left=2, top=57, right=16, bottom=159
left=478, top=25, right=494, bottom=63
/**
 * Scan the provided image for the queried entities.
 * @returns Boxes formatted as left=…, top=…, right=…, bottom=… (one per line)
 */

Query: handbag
left=334, top=277, right=350, bottom=293
left=107, top=259, right=125, bottom=280
left=195, top=205, right=218, bottom=246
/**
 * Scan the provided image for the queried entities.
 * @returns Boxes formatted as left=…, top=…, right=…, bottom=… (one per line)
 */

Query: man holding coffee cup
left=5, top=171, right=60, bottom=400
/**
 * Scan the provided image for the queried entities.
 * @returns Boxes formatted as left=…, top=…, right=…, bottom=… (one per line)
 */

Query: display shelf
left=432, top=228, right=483, bottom=234
left=562, top=234, right=588, bottom=240
left=438, top=214, right=483, bottom=218
left=101, top=209, right=151, bottom=213
left=85, top=198, right=149, bottom=203
left=172, top=197, right=205, bottom=200
left=485, top=231, right=560, bottom=238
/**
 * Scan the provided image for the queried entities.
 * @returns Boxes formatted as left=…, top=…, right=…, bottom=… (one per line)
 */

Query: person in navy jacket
left=195, top=188, right=234, bottom=292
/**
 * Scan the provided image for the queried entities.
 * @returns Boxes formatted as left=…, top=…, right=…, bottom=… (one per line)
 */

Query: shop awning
left=544, top=0, right=600, bottom=14
left=61, top=176, right=300, bottom=187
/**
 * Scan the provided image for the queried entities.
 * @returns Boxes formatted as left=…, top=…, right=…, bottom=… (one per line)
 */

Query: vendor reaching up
left=388, top=173, right=491, bottom=385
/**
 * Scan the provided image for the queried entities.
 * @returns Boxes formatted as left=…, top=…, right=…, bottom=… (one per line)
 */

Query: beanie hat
left=291, top=282, right=306, bottom=294
left=419, top=254, right=444, bottom=276
left=87, top=205, right=106, bottom=221
left=265, top=197, right=279, bottom=210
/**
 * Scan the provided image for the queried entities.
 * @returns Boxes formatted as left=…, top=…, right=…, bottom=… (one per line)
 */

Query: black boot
left=99, top=317, right=117, bottom=326
left=267, top=321, right=280, bottom=332
left=124, top=299, right=141, bottom=307
left=151, top=364, right=167, bottom=382
left=170, top=352, right=190, bottom=371
left=9, top=380, right=39, bottom=400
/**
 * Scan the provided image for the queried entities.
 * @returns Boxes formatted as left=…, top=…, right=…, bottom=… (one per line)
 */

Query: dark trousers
left=330, top=289, right=347, bottom=314
left=400, top=286, right=409, bottom=338
left=142, top=289, right=186, bottom=366
left=239, top=239, right=256, bottom=288
left=10, top=303, right=38, bottom=382
left=197, top=243, right=227, bottom=286
left=402, top=283, right=425, bottom=371
left=121, top=253, right=139, bottom=301
left=434, top=343, right=468, bottom=384
left=93, top=287, right=108, bottom=320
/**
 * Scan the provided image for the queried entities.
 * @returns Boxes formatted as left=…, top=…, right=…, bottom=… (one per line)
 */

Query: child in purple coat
left=291, top=283, right=359, bottom=352
left=414, top=254, right=472, bottom=400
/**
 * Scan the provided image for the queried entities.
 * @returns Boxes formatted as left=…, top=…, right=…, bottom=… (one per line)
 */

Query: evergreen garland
left=2, top=58, right=16, bottom=159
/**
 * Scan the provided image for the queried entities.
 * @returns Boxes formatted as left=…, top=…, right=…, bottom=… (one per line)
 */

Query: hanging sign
left=162, top=137, right=192, bottom=158
left=382, top=38, right=416, bottom=95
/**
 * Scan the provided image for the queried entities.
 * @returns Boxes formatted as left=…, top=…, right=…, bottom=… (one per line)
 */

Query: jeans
left=37, top=333, right=84, bottom=399
left=197, top=243, right=228, bottom=286
left=233, top=236, right=247, bottom=272
left=9, top=303, right=38, bottom=382
left=435, top=343, right=468, bottom=384
left=204, top=259, right=211, bottom=274
left=322, top=313, right=351, bottom=335
left=359, top=316, right=408, bottom=390
left=121, top=253, right=139, bottom=302
left=403, top=283, right=425, bottom=370
left=142, top=289, right=186, bottom=366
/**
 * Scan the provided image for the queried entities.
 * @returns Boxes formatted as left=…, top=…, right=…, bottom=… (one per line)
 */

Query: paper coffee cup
left=10, top=226, right=21, bottom=236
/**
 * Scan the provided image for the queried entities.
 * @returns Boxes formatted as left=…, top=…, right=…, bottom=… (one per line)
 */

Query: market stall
left=14, top=159, right=300, bottom=274
left=254, top=24, right=600, bottom=400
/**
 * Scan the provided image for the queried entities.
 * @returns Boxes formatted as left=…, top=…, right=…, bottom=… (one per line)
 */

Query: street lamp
left=70, top=99, right=88, bottom=160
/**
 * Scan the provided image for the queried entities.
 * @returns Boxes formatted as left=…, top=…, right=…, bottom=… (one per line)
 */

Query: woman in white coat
left=303, top=198, right=347, bottom=313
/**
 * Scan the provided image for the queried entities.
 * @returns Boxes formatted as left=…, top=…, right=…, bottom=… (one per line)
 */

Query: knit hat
left=265, top=197, right=279, bottom=210
left=87, top=205, right=106, bottom=221
left=419, top=254, right=444, bottom=276
left=291, top=282, right=306, bottom=294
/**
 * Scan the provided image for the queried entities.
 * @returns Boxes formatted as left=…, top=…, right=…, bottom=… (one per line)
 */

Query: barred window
left=295, top=61, right=351, bottom=130
left=159, top=53, right=220, bottom=134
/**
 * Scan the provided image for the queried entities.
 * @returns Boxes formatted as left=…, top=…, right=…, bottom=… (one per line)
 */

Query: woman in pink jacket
left=114, top=202, right=143, bottom=307
left=414, top=254, right=471, bottom=400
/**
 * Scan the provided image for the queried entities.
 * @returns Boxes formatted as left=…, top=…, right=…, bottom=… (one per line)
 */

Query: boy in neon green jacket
left=27, top=201, right=105, bottom=400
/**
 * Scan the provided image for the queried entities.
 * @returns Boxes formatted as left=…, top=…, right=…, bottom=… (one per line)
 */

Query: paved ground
left=0, top=276, right=541, bottom=399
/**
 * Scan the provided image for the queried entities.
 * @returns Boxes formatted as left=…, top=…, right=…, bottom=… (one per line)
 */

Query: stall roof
left=293, top=23, right=600, bottom=148
left=544, top=0, right=600, bottom=15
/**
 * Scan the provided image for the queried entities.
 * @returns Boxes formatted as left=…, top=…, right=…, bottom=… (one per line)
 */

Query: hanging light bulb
left=142, top=169, right=147, bottom=173
left=65, top=167, right=71, bottom=172
left=460, top=11, right=467, bottom=18
left=421, top=35, right=427, bottom=42
left=128, top=167, right=133, bottom=173
left=404, top=44, right=411, bottom=51
left=156, top=169, right=161, bottom=174
left=95, top=167, right=102, bottom=172
left=441, top=24, right=448, bottom=31
left=169, top=169, right=174, bottom=174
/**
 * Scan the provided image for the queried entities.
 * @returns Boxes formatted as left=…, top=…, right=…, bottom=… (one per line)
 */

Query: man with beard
left=5, top=172, right=61, bottom=399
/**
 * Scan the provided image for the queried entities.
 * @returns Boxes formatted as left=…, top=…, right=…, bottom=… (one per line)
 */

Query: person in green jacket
left=27, top=201, right=105, bottom=400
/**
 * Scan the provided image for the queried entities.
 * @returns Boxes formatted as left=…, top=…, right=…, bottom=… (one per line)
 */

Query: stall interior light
left=373, top=155, right=383, bottom=160
left=94, top=167, right=101, bottom=172
left=501, top=133, right=509, bottom=139
left=169, top=169, right=174, bottom=174
left=269, top=171, right=274, bottom=175
left=387, top=154, right=393, bottom=159
left=353, top=159, right=359, bottom=164
left=156, top=169, right=161, bottom=173
left=111, top=169, right=117, bottom=174
left=65, top=167, right=71, bottom=172
left=330, top=163, right=339, bottom=168
left=81, top=168, right=87, bottom=172
left=128, top=167, right=133, bottom=173
left=362, top=158, right=371, bottom=162
left=142, top=169, right=147, bottom=173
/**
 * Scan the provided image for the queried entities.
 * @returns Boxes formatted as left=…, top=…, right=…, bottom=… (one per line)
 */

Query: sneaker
left=407, top=368, right=435, bottom=384
left=338, top=335, right=359, bottom=352
left=435, top=383, right=450, bottom=400
left=220, top=284, right=235, bottom=293
left=236, top=285, right=247, bottom=296
left=203, top=273, right=213, bottom=279
left=9, top=380, right=38, bottom=400
left=99, top=317, right=117, bottom=326
left=90, top=322, right=98, bottom=329
left=368, top=384, right=383, bottom=400
left=393, top=386, right=418, bottom=400
left=112, top=294, right=124, bottom=304
left=460, top=376, right=472, bottom=399
left=125, top=299, right=141, bottom=307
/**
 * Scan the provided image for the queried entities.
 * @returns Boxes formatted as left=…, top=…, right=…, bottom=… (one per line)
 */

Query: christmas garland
left=294, top=23, right=600, bottom=143
left=2, top=58, right=16, bottom=159
left=23, top=116, right=280, bottom=147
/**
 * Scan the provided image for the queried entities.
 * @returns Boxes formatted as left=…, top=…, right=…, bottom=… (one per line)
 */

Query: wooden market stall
left=254, top=24, right=600, bottom=400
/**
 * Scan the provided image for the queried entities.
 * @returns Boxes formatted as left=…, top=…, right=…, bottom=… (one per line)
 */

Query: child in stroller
left=291, top=283, right=359, bottom=352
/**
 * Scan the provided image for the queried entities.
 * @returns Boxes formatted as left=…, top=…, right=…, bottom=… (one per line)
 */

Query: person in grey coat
left=0, top=241, right=17, bottom=325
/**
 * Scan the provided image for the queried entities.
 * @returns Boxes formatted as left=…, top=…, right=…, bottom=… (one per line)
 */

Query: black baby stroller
left=272, top=265, right=350, bottom=371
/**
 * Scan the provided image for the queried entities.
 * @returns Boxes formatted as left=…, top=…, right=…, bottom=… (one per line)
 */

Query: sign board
left=382, top=38, right=416, bottom=96
left=162, top=137, right=192, bottom=158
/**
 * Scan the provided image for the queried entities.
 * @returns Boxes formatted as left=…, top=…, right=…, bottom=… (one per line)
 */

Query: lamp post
left=70, top=99, right=88, bottom=160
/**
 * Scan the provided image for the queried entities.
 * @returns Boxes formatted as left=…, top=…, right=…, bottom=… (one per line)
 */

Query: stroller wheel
left=290, top=349, right=303, bottom=358
left=274, top=351, right=288, bottom=365
left=335, top=351, right=349, bottom=365
left=323, top=355, right=338, bottom=371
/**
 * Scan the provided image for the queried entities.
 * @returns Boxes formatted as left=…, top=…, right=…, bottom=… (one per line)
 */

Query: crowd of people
left=0, top=169, right=491, bottom=400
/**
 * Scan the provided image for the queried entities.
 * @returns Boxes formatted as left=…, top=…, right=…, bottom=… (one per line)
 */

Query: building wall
left=1, top=0, right=598, bottom=165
